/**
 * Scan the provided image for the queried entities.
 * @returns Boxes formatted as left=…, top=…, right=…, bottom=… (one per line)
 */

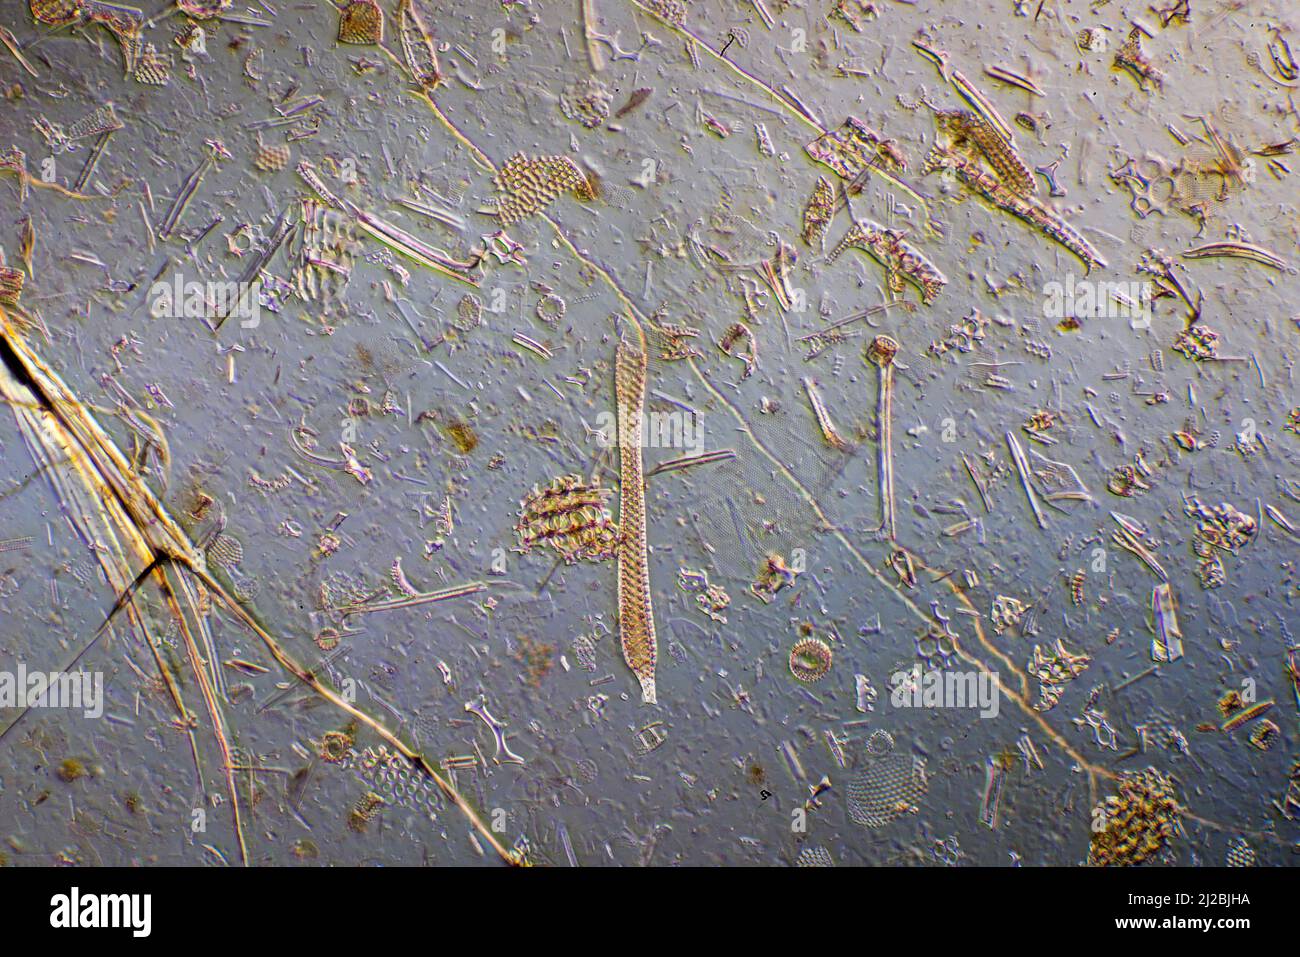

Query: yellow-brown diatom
left=789, top=637, right=833, bottom=682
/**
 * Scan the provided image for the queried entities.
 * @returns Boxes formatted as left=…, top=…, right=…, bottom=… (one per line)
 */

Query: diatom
left=1027, top=640, right=1091, bottom=711
left=338, top=0, right=383, bottom=45
left=1088, top=768, right=1181, bottom=866
left=252, top=136, right=290, bottom=172
left=788, top=637, right=833, bottom=682
left=801, top=176, right=836, bottom=248
left=347, top=791, right=385, bottom=832
left=930, top=106, right=1036, bottom=197
left=31, top=0, right=83, bottom=26
left=847, top=744, right=928, bottom=828
left=1113, top=27, right=1164, bottom=91
left=133, top=44, right=172, bottom=86
left=638, top=0, right=687, bottom=26
left=492, top=153, right=595, bottom=226
left=718, top=321, right=757, bottom=378
left=560, top=76, right=613, bottom=129
left=615, top=330, right=658, bottom=704
left=515, top=474, right=620, bottom=564
left=67, top=103, right=123, bottom=141
left=397, top=0, right=442, bottom=91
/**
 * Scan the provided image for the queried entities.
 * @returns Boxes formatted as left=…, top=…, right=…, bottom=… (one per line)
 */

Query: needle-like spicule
left=157, top=142, right=225, bottom=242
left=296, top=160, right=482, bottom=285
left=336, top=580, right=485, bottom=615
left=804, top=376, right=849, bottom=451
left=0, top=25, right=39, bottom=77
left=866, top=336, right=899, bottom=541
left=1181, top=240, right=1288, bottom=270
left=0, top=304, right=246, bottom=859
left=1110, top=514, right=1168, bottom=581
left=913, top=39, right=1017, bottom=145
left=615, top=327, right=658, bottom=704
left=1006, top=431, right=1048, bottom=530
left=0, top=302, right=523, bottom=866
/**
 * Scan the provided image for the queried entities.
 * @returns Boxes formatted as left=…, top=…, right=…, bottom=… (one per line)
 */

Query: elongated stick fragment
left=350, top=207, right=481, bottom=285
left=962, top=453, right=993, bottom=513
left=1265, top=503, right=1300, bottom=539
left=804, top=376, right=848, bottom=450
left=913, top=39, right=1016, bottom=145
left=1111, top=516, right=1168, bottom=581
left=867, top=336, right=899, bottom=541
left=1151, top=583, right=1183, bottom=662
left=337, top=581, right=485, bottom=615
left=647, top=448, right=736, bottom=477
left=581, top=0, right=606, bottom=71
left=0, top=25, right=38, bottom=77
left=1181, top=241, right=1288, bottom=271
left=296, top=159, right=346, bottom=210
left=984, top=64, right=1045, bottom=97
left=298, top=159, right=482, bottom=284
left=73, top=131, right=112, bottom=193
left=615, top=329, right=658, bottom=703
left=158, top=147, right=219, bottom=241
left=1006, top=431, right=1047, bottom=529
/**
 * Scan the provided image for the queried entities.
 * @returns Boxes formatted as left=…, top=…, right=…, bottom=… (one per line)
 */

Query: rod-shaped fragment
left=615, top=329, right=658, bottom=703
left=1006, top=431, right=1047, bottom=529
left=867, top=336, right=899, bottom=541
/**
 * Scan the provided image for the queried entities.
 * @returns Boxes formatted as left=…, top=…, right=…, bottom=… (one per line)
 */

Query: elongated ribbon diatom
left=615, top=330, right=658, bottom=704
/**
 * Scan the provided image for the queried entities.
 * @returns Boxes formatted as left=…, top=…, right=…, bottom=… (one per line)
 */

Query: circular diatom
left=788, top=637, right=833, bottom=682
left=535, top=293, right=567, bottom=324
left=319, top=730, right=353, bottom=763
left=866, top=730, right=895, bottom=755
